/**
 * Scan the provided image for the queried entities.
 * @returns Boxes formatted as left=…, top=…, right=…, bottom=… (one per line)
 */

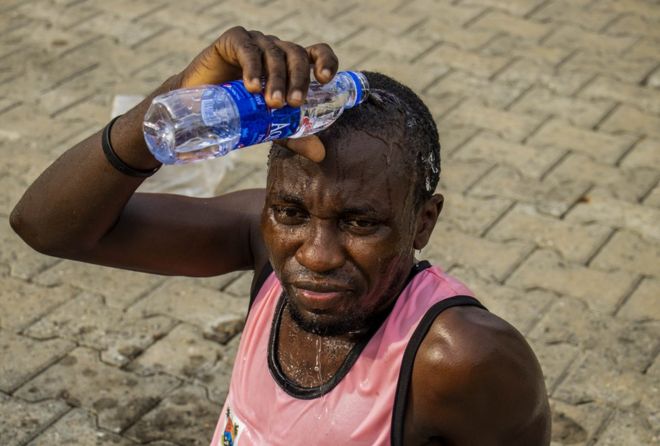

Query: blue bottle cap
left=345, top=71, right=369, bottom=109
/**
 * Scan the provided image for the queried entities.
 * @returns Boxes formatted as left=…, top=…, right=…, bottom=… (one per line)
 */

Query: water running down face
left=262, top=130, right=440, bottom=337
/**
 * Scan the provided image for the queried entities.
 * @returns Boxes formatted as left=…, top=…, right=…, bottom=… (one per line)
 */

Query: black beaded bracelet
left=102, top=115, right=161, bottom=178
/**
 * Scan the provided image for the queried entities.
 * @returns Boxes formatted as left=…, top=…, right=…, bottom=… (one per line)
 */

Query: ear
left=413, top=194, right=443, bottom=250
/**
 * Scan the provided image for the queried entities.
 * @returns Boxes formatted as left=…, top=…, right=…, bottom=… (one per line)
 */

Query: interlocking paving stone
left=0, top=330, right=73, bottom=393
left=531, top=0, right=618, bottom=31
left=426, top=70, right=528, bottom=109
left=15, top=347, right=179, bottom=433
left=421, top=44, right=511, bottom=79
left=507, top=250, right=637, bottom=313
left=438, top=159, right=492, bottom=193
left=124, top=385, right=218, bottom=446
left=579, top=75, right=660, bottom=115
left=425, top=222, right=533, bottom=282
left=0, top=277, right=74, bottom=332
left=549, top=399, right=611, bottom=446
left=440, top=191, right=513, bottom=237
left=529, top=297, right=660, bottom=371
left=460, top=0, right=546, bottom=16
left=128, top=279, right=248, bottom=328
left=442, top=100, right=543, bottom=142
left=566, top=187, right=660, bottom=241
left=600, top=104, right=660, bottom=139
left=559, top=51, right=658, bottom=85
left=620, top=138, right=660, bottom=171
left=470, top=10, right=551, bottom=39
left=487, top=203, right=611, bottom=263
left=27, top=408, right=136, bottom=446
left=644, top=184, right=660, bottom=209
left=549, top=153, right=658, bottom=203
left=528, top=118, right=638, bottom=165
left=482, top=34, right=569, bottom=65
left=223, top=271, right=254, bottom=298
left=591, top=230, right=660, bottom=278
left=2, top=0, right=660, bottom=443
left=449, top=265, right=556, bottom=335
left=362, top=57, right=450, bottom=95
left=544, top=24, right=637, bottom=54
left=510, top=87, right=614, bottom=129
left=626, top=35, right=660, bottom=61
left=594, top=409, right=657, bottom=446
left=554, top=352, right=657, bottom=412
left=24, top=292, right=176, bottom=367
left=453, top=132, right=565, bottom=178
left=407, top=17, right=495, bottom=50
left=594, top=0, right=660, bottom=21
left=0, top=393, right=69, bottom=446
left=617, top=277, right=660, bottom=322
left=194, top=335, right=241, bottom=405
left=494, top=59, right=593, bottom=96
left=470, top=165, right=591, bottom=217
left=530, top=340, right=579, bottom=395
left=33, top=261, right=165, bottom=309
left=128, top=324, right=225, bottom=379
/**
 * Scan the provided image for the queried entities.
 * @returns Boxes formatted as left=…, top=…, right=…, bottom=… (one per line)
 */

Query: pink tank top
left=210, top=262, right=482, bottom=446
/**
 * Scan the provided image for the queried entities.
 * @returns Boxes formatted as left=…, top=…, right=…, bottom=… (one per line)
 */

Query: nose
left=295, top=219, right=345, bottom=273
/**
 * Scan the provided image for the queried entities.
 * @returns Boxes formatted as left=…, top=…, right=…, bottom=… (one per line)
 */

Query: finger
left=276, top=135, right=326, bottom=162
left=275, top=41, right=312, bottom=107
left=250, top=31, right=287, bottom=108
left=223, top=27, right=263, bottom=91
left=306, top=43, right=339, bottom=83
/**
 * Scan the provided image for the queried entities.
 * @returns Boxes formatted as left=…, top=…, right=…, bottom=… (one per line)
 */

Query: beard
left=284, top=293, right=369, bottom=336
left=283, top=270, right=408, bottom=337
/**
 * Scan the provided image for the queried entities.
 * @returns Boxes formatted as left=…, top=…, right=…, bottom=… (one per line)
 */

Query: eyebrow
left=272, top=193, right=384, bottom=217
left=341, top=205, right=380, bottom=215
left=273, top=193, right=305, bottom=206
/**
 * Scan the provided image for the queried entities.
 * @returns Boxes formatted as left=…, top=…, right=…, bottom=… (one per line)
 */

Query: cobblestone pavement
left=1, top=0, right=659, bottom=444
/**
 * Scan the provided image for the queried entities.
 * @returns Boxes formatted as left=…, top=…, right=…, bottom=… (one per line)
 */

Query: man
left=11, top=27, right=551, bottom=445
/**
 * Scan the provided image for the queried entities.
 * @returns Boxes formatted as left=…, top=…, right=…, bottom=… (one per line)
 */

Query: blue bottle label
left=201, top=81, right=301, bottom=149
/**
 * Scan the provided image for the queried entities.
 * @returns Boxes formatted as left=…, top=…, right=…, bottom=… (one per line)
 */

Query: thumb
left=276, top=135, right=326, bottom=162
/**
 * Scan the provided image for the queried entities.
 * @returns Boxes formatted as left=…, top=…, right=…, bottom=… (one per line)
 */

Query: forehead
left=267, top=131, right=414, bottom=214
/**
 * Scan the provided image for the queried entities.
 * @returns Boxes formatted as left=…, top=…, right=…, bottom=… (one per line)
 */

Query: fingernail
left=291, top=90, right=302, bottom=102
left=321, top=68, right=332, bottom=79
left=272, top=90, right=283, bottom=103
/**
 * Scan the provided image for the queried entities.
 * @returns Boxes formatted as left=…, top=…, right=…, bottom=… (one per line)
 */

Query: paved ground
left=0, top=0, right=659, bottom=444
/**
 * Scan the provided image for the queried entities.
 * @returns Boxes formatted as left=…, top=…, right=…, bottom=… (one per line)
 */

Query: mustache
left=281, top=267, right=358, bottom=290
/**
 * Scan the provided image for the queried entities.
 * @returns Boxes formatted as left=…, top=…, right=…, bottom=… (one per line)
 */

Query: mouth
left=289, top=281, right=352, bottom=311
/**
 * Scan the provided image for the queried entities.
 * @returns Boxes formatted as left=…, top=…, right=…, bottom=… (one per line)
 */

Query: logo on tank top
left=223, top=407, right=242, bottom=446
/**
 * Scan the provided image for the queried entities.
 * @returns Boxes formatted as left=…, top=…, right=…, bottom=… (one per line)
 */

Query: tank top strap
left=390, top=295, right=487, bottom=446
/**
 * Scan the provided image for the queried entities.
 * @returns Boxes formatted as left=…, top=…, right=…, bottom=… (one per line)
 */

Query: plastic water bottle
left=143, top=71, right=369, bottom=164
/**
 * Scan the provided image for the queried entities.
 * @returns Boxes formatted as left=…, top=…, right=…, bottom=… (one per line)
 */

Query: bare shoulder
left=407, top=305, right=551, bottom=445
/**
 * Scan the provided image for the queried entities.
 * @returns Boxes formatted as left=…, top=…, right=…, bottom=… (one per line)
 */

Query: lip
left=290, top=282, right=351, bottom=310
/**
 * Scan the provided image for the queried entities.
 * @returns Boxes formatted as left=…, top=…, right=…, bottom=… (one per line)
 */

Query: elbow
left=9, top=206, right=74, bottom=257
left=10, top=206, right=51, bottom=254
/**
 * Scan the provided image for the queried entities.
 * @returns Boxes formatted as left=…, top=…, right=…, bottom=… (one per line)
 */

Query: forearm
left=9, top=74, right=180, bottom=256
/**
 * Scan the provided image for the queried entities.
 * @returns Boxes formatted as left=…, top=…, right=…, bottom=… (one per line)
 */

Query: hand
left=177, top=26, right=339, bottom=109
left=277, top=136, right=326, bottom=163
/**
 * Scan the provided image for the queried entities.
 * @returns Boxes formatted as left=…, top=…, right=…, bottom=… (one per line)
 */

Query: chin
left=285, top=294, right=367, bottom=336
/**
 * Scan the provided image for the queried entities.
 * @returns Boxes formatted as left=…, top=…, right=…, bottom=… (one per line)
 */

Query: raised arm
left=10, top=27, right=337, bottom=276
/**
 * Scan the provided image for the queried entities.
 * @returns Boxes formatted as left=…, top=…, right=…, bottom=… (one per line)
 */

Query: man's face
left=262, top=130, right=420, bottom=336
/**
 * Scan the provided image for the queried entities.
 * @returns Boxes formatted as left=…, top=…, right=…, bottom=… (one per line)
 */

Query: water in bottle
left=143, top=71, right=369, bottom=164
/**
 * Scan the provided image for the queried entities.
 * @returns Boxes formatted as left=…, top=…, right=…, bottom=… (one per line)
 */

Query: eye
left=272, top=206, right=307, bottom=224
left=341, top=218, right=380, bottom=234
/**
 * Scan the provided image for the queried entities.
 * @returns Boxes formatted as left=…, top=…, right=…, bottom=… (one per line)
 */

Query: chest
left=275, top=307, right=357, bottom=388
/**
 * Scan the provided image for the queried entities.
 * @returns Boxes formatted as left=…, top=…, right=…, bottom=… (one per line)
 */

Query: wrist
left=107, top=75, right=182, bottom=171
